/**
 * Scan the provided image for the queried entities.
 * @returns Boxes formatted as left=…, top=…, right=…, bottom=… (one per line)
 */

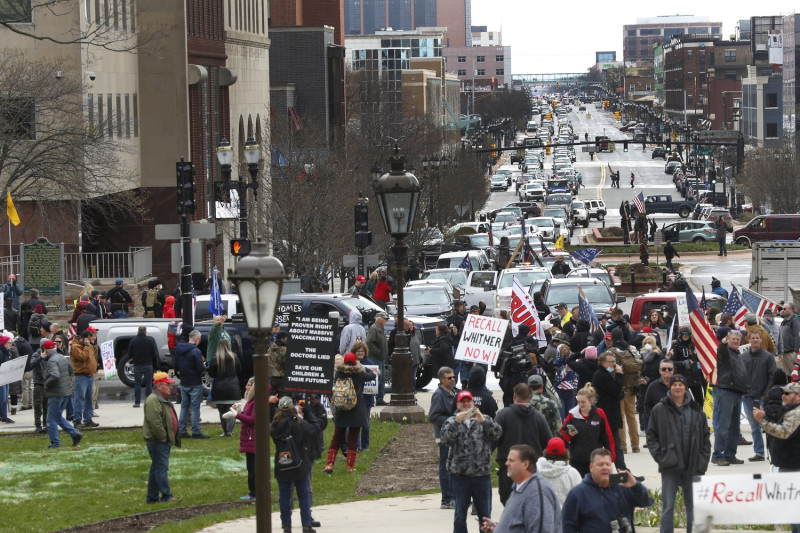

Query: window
left=641, top=39, right=649, bottom=45
left=640, top=28, right=661, bottom=36
left=646, top=83, right=652, bottom=91
left=88, top=94, right=94, bottom=129
left=116, top=94, right=122, bottom=138
left=629, top=84, right=635, bottom=92
left=773, top=217, right=792, bottom=230
left=476, top=55, right=485, bottom=62
left=0, top=97, right=35, bottom=139
left=725, top=49, right=736, bottom=62
left=766, top=123, right=778, bottom=138
left=458, top=69, right=466, bottom=76
left=496, top=68, right=504, bottom=75
left=457, top=56, right=466, bottom=63
left=495, top=55, right=504, bottom=62
left=124, top=94, right=130, bottom=138
left=627, top=29, right=636, bottom=36
left=0, top=0, right=32, bottom=23
left=132, top=94, right=138, bottom=137
left=107, top=94, right=113, bottom=137
left=766, top=93, right=778, bottom=108
left=687, top=50, right=693, bottom=59
left=97, top=95, right=104, bottom=137
left=476, top=69, right=485, bottom=76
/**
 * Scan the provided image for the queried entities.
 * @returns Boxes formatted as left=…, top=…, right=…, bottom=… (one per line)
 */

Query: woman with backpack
left=323, top=351, right=376, bottom=474
left=271, top=396, right=322, bottom=533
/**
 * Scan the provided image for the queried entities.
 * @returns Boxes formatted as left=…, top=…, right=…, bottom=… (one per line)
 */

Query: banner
left=454, top=314, right=508, bottom=366
left=101, top=339, right=117, bottom=379
left=0, top=356, right=26, bottom=386
left=363, top=364, right=379, bottom=395
left=694, top=473, right=800, bottom=525
left=510, top=277, right=546, bottom=340
left=570, top=248, right=602, bottom=265
left=284, top=315, right=337, bottom=394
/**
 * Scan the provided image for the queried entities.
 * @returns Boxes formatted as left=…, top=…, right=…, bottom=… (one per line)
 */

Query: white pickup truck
left=92, top=319, right=177, bottom=388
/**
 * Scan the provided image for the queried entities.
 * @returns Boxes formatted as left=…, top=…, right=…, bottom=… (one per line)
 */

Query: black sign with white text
left=284, top=315, right=337, bottom=394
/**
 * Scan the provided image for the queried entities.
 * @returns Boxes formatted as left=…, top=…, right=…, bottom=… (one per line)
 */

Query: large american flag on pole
left=722, top=285, right=748, bottom=328
left=741, top=287, right=781, bottom=318
left=510, top=277, right=546, bottom=339
left=577, top=286, right=600, bottom=334
left=685, top=286, right=719, bottom=384
left=538, top=235, right=554, bottom=257
left=632, top=192, right=646, bottom=214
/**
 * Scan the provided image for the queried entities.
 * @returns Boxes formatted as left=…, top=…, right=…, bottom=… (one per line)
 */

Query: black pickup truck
left=639, top=194, right=697, bottom=218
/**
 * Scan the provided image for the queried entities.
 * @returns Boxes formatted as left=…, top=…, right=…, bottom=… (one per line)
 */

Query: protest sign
left=0, top=356, right=26, bottom=387
left=694, top=473, right=800, bottom=525
left=363, top=364, right=379, bottom=395
left=101, top=339, right=117, bottom=379
left=284, top=315, right=337, bottom=394
left=454, top=314, right=508, bottom=366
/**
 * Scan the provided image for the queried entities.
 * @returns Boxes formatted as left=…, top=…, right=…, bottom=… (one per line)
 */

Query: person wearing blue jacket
left=174, top=330, right=209, bottom=439
left=562, top=448, right=652, bottom=533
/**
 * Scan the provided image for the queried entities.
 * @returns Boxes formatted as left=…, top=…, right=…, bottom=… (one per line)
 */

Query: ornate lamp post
left=373, top=147, right=425, bottom=423
left=228, top=242, right=286, bottom=533
left=216, top=136, right=260, bottom=238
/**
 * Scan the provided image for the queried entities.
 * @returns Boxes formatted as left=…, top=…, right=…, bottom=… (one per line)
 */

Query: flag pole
left=7, top=216, right=11, bottom=272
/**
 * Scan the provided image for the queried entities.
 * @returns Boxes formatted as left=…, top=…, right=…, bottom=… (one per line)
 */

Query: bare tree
left=739, top=138, right=800, bottom=213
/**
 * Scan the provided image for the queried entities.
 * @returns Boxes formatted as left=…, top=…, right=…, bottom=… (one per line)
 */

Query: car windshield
left=498, top=270, right=551, bottom=289
left=469, top=234, right=491, bottom=247
left=339, top=296, right=385, bottom=314
left=572, top=202, right=584, bottom=209
left=532, top=218, right=554, bottom=228
left=424, top=270, right=468, bottom=287
left=403, top=288, right=450, bottom=306
left=568, top=269, right=612, bottom=286
left=546, top=284, right=613, bottom=307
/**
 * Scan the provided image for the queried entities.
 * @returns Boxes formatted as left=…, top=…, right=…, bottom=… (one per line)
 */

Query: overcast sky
left=470, top=1, right=798, bottom=74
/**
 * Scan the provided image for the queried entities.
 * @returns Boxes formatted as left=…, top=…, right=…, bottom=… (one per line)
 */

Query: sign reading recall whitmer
left=284, top=315, right=337, bottom=395
left=454, top=315, right=509, bottom=366
left=101, top=340, right=117, bottom=380
left=693, top=473, right=800, bottom=525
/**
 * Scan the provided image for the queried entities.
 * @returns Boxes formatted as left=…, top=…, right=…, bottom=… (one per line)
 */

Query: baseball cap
left=456, top=390, right=473, bottom=402
left=375, top=312, right=389, bottom=319
left=546, top=437, right=566, bottom=455
left=153, top=371, right=175, bottom=384
left=604, top=332, right=613, bottom=340
left=278, top=396, right=294, bottom=410
left=763, top=308, right=776, bottom=317
left=42, top=340, right=56, bottom=349
left=527, top=374, right=544, bottom=388
left=556, top=302, right=568, bottom=309
left=780, top=382, right=800, bottom=394
left=356, top=275, right=367, bottom=283
left=86, top=326, right=98, bottom=332
left=344, top=352, right=357, bottom=365
left=469, top=305, right=480, bottom=313
left=115, top=278, right=124, bottom=285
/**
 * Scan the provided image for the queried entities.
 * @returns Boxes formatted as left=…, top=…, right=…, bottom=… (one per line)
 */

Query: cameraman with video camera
left=496, top=324, right=536, bottom=407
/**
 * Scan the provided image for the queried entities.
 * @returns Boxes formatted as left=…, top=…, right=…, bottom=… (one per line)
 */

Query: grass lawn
left=0, top=420, right=402, bottom=532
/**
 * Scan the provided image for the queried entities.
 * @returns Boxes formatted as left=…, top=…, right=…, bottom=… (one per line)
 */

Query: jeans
left=412, top=364, right=418, bottom=390
left=375, top=359, right=386, bottom=403
left=134, top=365, right=154, bottom=405
left=452, top=474, right=492, bottom=533
left=661, top=470, right=694, bottom=533
left=741, top=396, right=765, bottom=457
left=146, top=441, right=173, bottom=502
left=718, top=237, right=727, bottom=256
left=73, top=374, right=94, bottom=423
left=712, top=388, right=742, bottom=460
left=46, top=395, right=79, bottom=447
left=666, top=258, right=676, bottom=274
left=278, top=476, right=312, bottom=527
left=179, top=384, right=204, bottom=435
left=438, top=443, right=453, bottom=502
left=0, top=384, right=7, bottom=419
left=557, top=388, right=576, bottom=420
left=455, top=361, right=471, bottom=388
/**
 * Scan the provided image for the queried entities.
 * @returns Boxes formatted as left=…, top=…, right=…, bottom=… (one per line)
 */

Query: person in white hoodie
left=338, top=309, right=366, bottom=355
left=535, top=437, right=582, bottom=505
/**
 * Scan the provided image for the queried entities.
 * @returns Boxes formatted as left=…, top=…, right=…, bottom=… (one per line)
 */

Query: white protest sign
left=0, top=305, right=4, bottom=330
left=454, top=314, right=508, bottom=366
left=0, top=356, right=26, bottom=386
left=675, top=293, right=690, bottom=326
left=363, top=364, right=379, bottom=395
left=101, top=339, right=117, bottom=380
left=694, top=473, right=800, bottom=525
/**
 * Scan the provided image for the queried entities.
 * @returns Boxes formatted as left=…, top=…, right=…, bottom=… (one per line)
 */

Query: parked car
left=421, top=268, right=468, bottom=295
left=665, top=161, right=682, bottom=174
left=660, top=220, right=717, bottom=243
left=387, top=284, right=453, bottom=318
left=701, top=208, right=734, bottom=232
left=733, top=214, right=800, bottom=247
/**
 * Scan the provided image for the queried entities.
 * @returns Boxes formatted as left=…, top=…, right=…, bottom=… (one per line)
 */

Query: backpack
left=274, top=429, right=303, bottom=472
left=29, top=313, right=43, bottom=336
left=331, top=376, right=358, bottom=411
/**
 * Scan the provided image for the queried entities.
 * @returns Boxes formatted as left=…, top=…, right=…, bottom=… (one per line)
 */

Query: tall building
left=471, top=26, right=501, bottom=47
left=783, top=14, right=800, bottom=134
left=443, top=45, right=511, bottom=87
left=741, top=64, right=783, bottom=145
left=596, top=51, right=616, bottom=64
left=623, top=15, right=722, bottom=62
left=662, top=34, right=721, bottom=125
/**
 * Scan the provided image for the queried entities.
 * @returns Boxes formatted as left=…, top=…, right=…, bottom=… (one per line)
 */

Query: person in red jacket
left=372, top=276, right=392, bottom=308
left=163, top=296, right=176, bottom=318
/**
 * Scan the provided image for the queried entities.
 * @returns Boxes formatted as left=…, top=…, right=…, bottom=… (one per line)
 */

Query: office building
left=624, top=15, right=722, bottom=62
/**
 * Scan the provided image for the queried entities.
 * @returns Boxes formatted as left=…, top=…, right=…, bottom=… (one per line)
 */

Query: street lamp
left=373, top=146, right=425, bottom=423
left=216, top=137, right=260, bottom=239
left=228, top=240, right=286, bottom=533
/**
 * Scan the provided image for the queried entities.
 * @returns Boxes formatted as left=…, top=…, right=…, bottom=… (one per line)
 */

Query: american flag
left=577, top=286, right=600, bottom=334
left=209, top=267, right=224, bottom=316
left=741, top=287, right=782, bottom=318
left=488, top=224, right=494, bottom=247
left=722, top=285, right=749, bottom=328
left=685, top=286, right=719, bottom=384
left=538, top=235, right=554, bottom=257
left=700, top=290, right=708, bottom=314
left=458, top=253, right=472, bottom=272
left=632, top=192, right=646, bottom=214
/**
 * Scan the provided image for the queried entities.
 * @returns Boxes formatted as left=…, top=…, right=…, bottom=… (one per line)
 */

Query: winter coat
left=2, top=281, right=23, bottom=310
left=270, top=410, right=321, bottom=482
left=646, top=392, right=711, bottom=475
left=494, top=403, right=552, bottom=463
left=143, top=392, right=180, bottom=446
left=664, top=243, right=679, bottom=261
left=208, top=355, right=242, bottom=403
left=494, top=472, right=562, bottom=533
left=4, top=305, right=18, bottom=333
left=745, top=324, right=776, bottom=355
left=267, top=340, right=286, bottom=379
left=70, top=342, right=97, bottom=376
left=42, top=351, right=75, bottom=397
left=669, top=339, right=704, bottom=387
left=440, top=413, right=502, bottom=476
left=560, top=405, right=615, bottom=464
left=173, top=342, right=205, bottom=387
left=365, top=322, right=388, bottom=361
left=535, top=457, right=582, bottom=505
left=237, top=399, right=256, bottom=454
left=742, top=346, right=776, bottom=399
left=128, top=333, right=160, bottom=367
left=569, top=320, right=591, bottom=354
left=206, top=322, right=232, bottom=364
left=372, top=281, right=392, bottom=304
left=715, top=222, right=727, bottom=240
left=70, top=300, right=97, bottom=325
left=591, top=367, right=624, bottom=429
left=26, top=349, right=46, bottom=385
left=332, top=361, right=376, bottom=428
left=429, top=383, right=458, bottom=438
left=562, top=473, right=652, bottom=533
left=339, top=309, right=367, bottom=354
left=429, top=334, right=455, bottom=377
left=163, top=296, right=176, bottom=318
left=566, top=354, right=598, bottom=391
left=761, top=402, right=800, bottom=471
left=306, top=398, right=328, bottom=461
left=716, top=342, right=749, bottom=394
left=780, top=313, right=800, bottom=353
left=466, top=365, right=498, bottom=419
left=643, top=379, right=670, bottom=417
left=607, top=346, right=642, bottom=391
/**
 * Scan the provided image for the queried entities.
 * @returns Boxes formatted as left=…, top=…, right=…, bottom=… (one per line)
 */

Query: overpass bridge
left=511, top=73, right=591, bottom=90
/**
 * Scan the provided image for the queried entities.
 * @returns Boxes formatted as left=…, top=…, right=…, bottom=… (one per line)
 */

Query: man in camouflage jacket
left=528, top=374, right=562, bottom=436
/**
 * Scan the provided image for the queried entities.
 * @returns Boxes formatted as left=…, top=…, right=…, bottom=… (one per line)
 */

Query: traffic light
left=623, top=141, right=628, bottom=152
left=546, top=113, right=552, bottom=120
left=176, top=161, right=196, bottom=215
left=230, top=239, right=251, bottom=257
left=545, top=142, right=551, bottom=155
left=666, top=141, right=671, bottom=153
left=355, top=231, right=372, bottom=248
left=614, top=111, right=620, bottom=121
left=354, top=204, right=369, bottom=233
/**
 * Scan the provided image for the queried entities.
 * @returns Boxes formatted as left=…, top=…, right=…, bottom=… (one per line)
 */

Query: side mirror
left=616, top=296, right=627, bottom=303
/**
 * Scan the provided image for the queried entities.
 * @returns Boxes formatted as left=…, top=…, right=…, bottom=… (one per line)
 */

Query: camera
left=87, top=71, right=96, bottom=81
left=610, top=517, right=632, bottom=533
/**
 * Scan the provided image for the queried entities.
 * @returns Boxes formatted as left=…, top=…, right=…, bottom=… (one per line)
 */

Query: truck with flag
left=634, top=194, right=696, bottom=219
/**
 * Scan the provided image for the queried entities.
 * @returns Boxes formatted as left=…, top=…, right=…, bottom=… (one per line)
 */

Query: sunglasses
left=444, top=376, right=455, bottom=380
left=660, top=368, right=674, bottom=372
left=783, top=392, right=796, bottom=396
left=680, top=332, right=691, bottom=336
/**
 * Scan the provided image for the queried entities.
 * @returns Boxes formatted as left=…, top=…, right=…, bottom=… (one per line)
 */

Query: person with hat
left=349, top=274, right=368, bottom=298
left=710, top=277, right=728, bottom=298
left=529, top=374, right=562, bottom=437
left=267, top=330, right=289, bottom=416
left=592, top=350, right=628, bottom=471
left=2, top=273, right=22, bottom=311
left=536, top=437, right=582, bottom=505
left=143, top=371, right=181, bottom=503
left=42, top=338, right=84, bottom=448
left=70, top=331, right=99, bottom=428
left=753, top=382, right=800, bottom=489
left=555, top=302, right=572, bottom=328
left=646, top=373, right=711, bottom=533
left=440, top=389, right=503, bottom=533
left=447, top=300, right=470, bottom=387
left=779, top=303, right=800, bottom=376
left=106, top=279, right=133, bottom=318
left=366, top=311, right=389, bottom=405
left=372, top=274, right=392, bottom=308
left=0, top=335, right=15, bottom=423
left=544, top=330, right=570, bottom=365
left=591, top=314, right=612, bottom=346
left=668, top=326, right=705, bottom=405
left=323, top=352, right=375, bottom=474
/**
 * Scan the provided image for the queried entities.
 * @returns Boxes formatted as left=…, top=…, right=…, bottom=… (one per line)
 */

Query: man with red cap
left=143, top=371, right=181, bottom=503
left=349, top=274, right=368, bottom=298
left=440, top=389, right=502, bottom=533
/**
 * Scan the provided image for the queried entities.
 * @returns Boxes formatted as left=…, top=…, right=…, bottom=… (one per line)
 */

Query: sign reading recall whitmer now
left=694, top=473, right=800, bottom=525
left=284, top=315, right=337, bottom=395
left=454, top=314, right=508, bottom=366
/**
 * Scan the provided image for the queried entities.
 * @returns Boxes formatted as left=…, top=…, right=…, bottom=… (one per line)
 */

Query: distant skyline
left=470, top=1, right=798, bottom=75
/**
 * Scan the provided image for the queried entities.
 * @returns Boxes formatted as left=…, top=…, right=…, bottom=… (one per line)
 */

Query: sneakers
left=749, top=455, right=765, bottom=462
left=191, top=433, right=211, bottom=439
left=738, top=436, right=752, bottom=445
left=1, top=417, right=15, bottom=423
left=712, top=459, right=730, bottom=466
left=133, top=403, right=141, bottom=408
left=727, top=457, right=744, bottom=464
left=240, top=494, right=256, bottom=500
left=83, top=421, right=99, bottom=428
left=73, top=421, right=82, bottom=428
left=36, top=427, right=47, bottom=434
left=72, top=433, right=83, bottom=448
left=162, top=496, right=182, bottom=503
left=440, top=501, right=455, bottom=510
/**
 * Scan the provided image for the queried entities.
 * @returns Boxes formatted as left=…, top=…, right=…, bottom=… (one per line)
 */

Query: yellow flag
left=7, top=192, right=20, bottom=226
left=704, top=384, right=714, bottom=430
left=554, top=235, right=564, bottom=250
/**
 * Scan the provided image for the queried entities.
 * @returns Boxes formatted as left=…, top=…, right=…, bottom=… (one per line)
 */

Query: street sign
left=171, top=242, right=204, bottom=274
left=342, top=254, right=380, bottom=268
left=672, top=132, right=679, bottom=141
left=455, top=205, right=471, bottom=217
left=698, top=149, right=713, bottom=156
left=654, top=232, right=663, bottom=248
left=155, top=222, right=217, bottom=240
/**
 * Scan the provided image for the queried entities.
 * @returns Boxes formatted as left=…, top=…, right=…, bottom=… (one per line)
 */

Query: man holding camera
left=646, top=374, right=711, bottom=533
left=562, top=448, right=652, bottom=533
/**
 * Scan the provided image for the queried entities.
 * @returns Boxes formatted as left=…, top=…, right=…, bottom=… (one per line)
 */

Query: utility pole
left=354, top=193, right=371, bottom=278
left=176, top=158, right=196, bottom=329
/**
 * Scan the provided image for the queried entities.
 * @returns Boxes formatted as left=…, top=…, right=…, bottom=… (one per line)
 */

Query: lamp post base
left=379, top=404, right=425, bottom=423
